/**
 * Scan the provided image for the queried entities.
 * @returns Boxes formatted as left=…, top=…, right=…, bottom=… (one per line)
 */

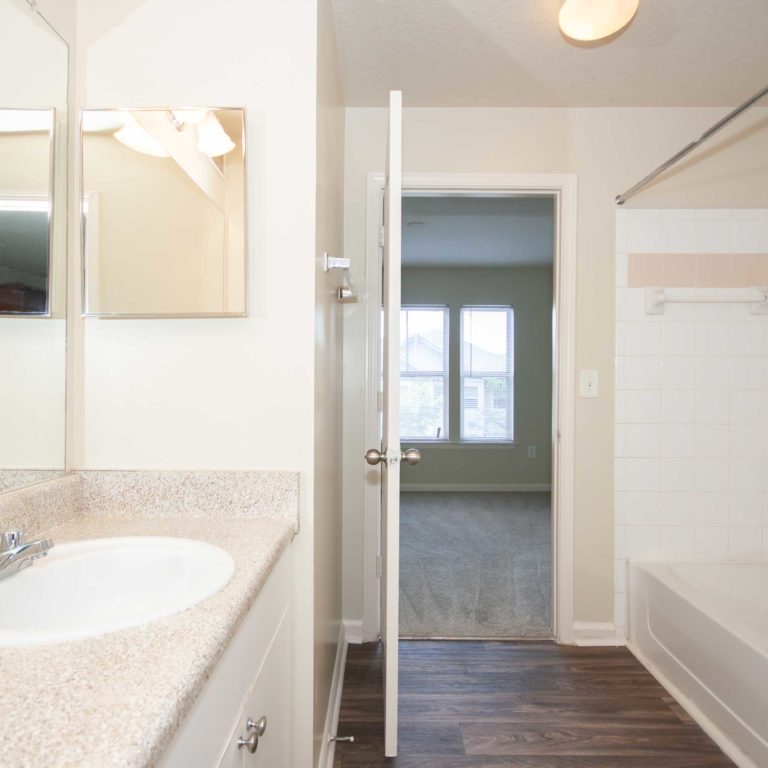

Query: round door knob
left=401, top=448, right=421, bottom=466
left=365, top=448, right=385, bottom=465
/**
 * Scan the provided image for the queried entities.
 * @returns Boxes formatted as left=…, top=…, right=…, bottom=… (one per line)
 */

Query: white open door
left=363, top=90, right=410, bottom=758
left=381, top=89, right=402, bottom=759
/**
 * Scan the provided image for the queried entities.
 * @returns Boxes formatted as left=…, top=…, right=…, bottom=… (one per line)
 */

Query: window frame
left=399, top=304, right=450, bottom=442
left=459, top=305, right=515, bottom=444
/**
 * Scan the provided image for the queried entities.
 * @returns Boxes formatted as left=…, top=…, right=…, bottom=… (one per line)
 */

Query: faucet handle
left=0, top=531, right=24, bottom=550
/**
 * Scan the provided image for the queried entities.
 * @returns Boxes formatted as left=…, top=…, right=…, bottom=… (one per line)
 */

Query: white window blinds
left=400, top=307, right=449, bottom=440
left=460, top=306, right=514, bottom=441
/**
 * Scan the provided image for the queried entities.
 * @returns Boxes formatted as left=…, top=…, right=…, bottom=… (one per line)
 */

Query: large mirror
left=0, top=108, right=54, bottom=314
left=81, top=108, right=247, bottom=317
left=0, top=0, right=68, bottom=493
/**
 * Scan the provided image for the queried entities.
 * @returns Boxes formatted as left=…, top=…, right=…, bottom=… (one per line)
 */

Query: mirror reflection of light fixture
left=81, top=110, right=128, bottom=133
left=113, top=115, right=169, bottom=158
left=559, top=0, right=639, bottom=41
left=196, top=112, right=235, bottom=157
left=170, top=109, right=208, bottom=130
left=0, top=109, right=53, bottom=133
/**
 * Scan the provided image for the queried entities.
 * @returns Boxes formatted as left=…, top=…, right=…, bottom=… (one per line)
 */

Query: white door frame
left=361, top=172, right=578, bottom=645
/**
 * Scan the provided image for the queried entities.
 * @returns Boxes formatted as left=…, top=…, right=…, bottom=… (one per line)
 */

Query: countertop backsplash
left=0, top=469, right=300, bottom=535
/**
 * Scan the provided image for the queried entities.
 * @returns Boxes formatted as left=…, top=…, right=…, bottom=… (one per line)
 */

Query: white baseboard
left=343, top=619, right=363, bottom=645
left=572, top=621, right=624, bottom=646
left=401, top=483, right=552, bottom=492
left=319, top=622, right=349, bottom=768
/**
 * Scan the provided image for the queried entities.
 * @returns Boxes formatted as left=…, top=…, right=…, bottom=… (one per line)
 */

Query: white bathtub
left=629, top=561, right=768, bottom=768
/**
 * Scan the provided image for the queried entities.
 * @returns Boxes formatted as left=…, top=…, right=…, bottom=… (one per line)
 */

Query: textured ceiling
left=402, top=196, right=555, bottom=267
left=332, top=0, right=768, bottom=107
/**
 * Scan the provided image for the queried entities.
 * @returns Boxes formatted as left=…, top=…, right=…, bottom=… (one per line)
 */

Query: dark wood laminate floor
left=333, top=641, right=735, bottom=768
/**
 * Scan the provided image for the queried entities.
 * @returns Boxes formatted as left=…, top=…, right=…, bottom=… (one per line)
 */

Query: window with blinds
left=400, top=306, right=449, bottom=440
left=460, top=306, right=514, bottom=441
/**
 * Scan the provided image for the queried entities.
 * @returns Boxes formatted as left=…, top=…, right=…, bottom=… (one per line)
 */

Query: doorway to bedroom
left=398, top=194, right=555, bottom=639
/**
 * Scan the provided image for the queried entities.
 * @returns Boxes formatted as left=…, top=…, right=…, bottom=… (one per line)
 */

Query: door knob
left=365, top=448, right=384, bottom=465
left=401, top=448, right=421, bottom=466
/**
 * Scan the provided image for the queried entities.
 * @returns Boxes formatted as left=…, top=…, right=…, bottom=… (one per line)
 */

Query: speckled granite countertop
left=0, top=514, right=293, bottom=768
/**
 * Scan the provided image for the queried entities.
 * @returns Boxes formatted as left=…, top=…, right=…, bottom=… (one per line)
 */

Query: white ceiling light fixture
left=196, top=112, right=235, bottom=157
left=114, top=115, right=169, bottom=158
left=559, top=0, right=639, bottom=42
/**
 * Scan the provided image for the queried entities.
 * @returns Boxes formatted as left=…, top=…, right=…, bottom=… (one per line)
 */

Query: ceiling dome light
left=559, top=0, right=639, bottom=41
left=196, top=112, right=236, bottom=157
left=114, top=116, right=169, bottom=158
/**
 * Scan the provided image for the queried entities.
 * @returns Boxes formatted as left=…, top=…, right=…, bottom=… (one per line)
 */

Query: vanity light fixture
left=114, top=115, right=169, bottom=158
left=196, top=112, right=235, bottom=157
left=559, top=0, right=639, bottom=41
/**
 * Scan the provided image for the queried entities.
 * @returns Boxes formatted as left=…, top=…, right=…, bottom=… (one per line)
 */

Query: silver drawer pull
left=238, top=716, right=267, bottom=753
left=247, top=717, right=267, bottom=737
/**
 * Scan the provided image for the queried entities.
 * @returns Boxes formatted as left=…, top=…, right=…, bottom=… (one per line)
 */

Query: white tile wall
left=614, top=208, right=768, bottom=639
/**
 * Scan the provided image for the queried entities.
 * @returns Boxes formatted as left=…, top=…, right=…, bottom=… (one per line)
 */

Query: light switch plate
left=579, top=369, right=599, bottom=398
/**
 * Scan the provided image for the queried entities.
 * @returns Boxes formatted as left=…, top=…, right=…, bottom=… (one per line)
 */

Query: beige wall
left=0, top=0, right=68, bottom=106
left=401, top=265, right=553, bottom=488
left=342, top=106, right=768, bottom=627
left=313, top=0, right=345, bottom=761
left=77, top=0, right=325, bottom=764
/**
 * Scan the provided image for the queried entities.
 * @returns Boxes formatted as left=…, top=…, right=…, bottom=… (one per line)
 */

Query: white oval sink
left=0, top=537, right=235, bottom=647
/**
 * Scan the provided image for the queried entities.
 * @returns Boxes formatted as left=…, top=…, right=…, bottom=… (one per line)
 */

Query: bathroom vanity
left=160, top=540, right=293, bottom=767
left=0, top=470, right=298, bottom=768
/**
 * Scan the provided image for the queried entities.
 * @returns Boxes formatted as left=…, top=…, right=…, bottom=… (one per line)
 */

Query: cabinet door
left=219, top=606, right=292, bottom=768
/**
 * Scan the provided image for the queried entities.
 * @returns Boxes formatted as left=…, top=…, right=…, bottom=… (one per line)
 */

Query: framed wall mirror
left=81, top=107, right=247, bottom=317
left=0, top=0, right=68, bottom=493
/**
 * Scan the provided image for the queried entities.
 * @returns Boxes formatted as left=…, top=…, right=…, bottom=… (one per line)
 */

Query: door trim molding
left=361, top=172, right=578, bottom=644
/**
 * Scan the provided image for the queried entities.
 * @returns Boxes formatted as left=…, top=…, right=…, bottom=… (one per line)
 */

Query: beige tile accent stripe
left=628, top=253, right=768, bottom=288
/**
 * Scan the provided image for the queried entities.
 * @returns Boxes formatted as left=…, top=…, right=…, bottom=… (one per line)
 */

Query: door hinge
left=378, top=226, right=385, bottom=247
left=376, top=555, right=382, bottom=578
left=377, top=390, right=383, bottom=413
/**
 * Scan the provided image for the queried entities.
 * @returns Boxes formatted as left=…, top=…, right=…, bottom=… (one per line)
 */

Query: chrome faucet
left=0, top=531, right=54, bottom=580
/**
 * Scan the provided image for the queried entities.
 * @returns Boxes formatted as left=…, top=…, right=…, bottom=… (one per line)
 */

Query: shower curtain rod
left=615, top=83, right=768, bottom=206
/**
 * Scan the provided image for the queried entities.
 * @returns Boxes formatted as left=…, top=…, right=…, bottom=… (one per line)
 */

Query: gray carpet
left=399, top=492, right=552, bottom=638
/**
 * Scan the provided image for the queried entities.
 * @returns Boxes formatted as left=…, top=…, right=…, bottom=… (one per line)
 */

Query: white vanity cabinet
left=159, top=546, right=293, bottom=768
left=218, top=605, right=292, bottom=767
